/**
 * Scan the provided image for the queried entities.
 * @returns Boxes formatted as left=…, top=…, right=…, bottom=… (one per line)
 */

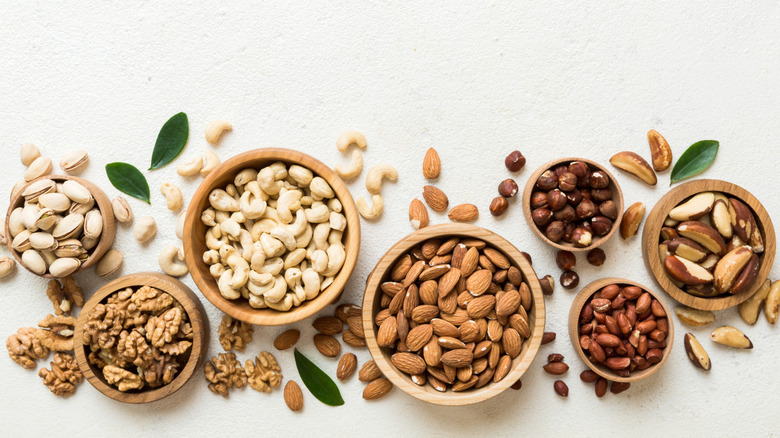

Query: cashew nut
left=301, top=268, right=320, bottom=300
left=158, top=245, right=188, bottom=277
left=334, top=149, right=363, bottom=180
left=201, top=208, right=217, bottom=226
left=209, top=189, right=239, bottom=212
left=328, top=230, right=344, bottom=246
left=160, top=182, right=183, bottom=212
left=289, top=165, right=314, bottom=187
left=365, top=164, right=398, bottom=194
left=327, top=198, right=342, bottom=213
left=309, top=177, right=335, bottom=200
left=329, top=212, right=347, bottom=232
left=305, top=205, right=330, bottom=223
left=284, top=248, right=307, bottom=270
left=203, top=250, right=220, bottom=265
left=258, top=167, right=282, bottom=196
left=276, top=190, right=302, bottom=224
left=312, top=223, right=331, bottom=251
left=177, top=156, right=203, bottom=177
left=357, top=195, right=383, bottom=220
left=336, top=130, right=367, bottom=152
left=262, top=275, right=287, bottom=303
left=218, top=270, right=241, bottom=299
left=285, top=210, right=308, bottom=236
left=323, top=244, right=346, bottom=276
left=266, top=293, right=293, bottom=311
left=311, top=250, right=328, bottom=273
left=220, top=218, right=241, bottom=239
left=201, top=150, right=220, bottom=176
left=296, top=224, right=313, bottom=248
left=260, top=257, right=284, bottom=276
left=205, top=120, right=232, bottom=144
left=270, top=227, right=296, bottom=251
left=260, top=233, right=285, bottom=258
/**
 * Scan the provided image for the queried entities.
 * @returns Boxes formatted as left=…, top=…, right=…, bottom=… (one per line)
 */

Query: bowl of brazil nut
left=182, top=148, right=361, bottom=326
left=5, top=174, right=116, bottom=279
left=362, top=223, right=545, bottom=406
left=73, top=273, right=209, bottom=403
left=642, top=179, right=776, bottom=311
left=522, top=157, right=624, bottom=252
left=569, top=278, right=674, bottom=383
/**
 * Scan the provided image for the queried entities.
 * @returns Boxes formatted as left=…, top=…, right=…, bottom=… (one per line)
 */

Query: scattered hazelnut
left=591, top=216, right=613, bottom=236
left=598, top=200, right=618, bottom=220
left=558, top=172, right=578, bottom=192
left=547, top=189, right=568, bottom=211
left=575, top=199, right=597, bottom=220
left=536, top=170, right=558, bottom=191
left=560, top=271, right=580, bottom=289
left=532, top=208, right=554, bottom=226
left=545, top=221, right=565, bottom=242
left=530, top=192, right=549, bottom=209
left=589, top=171, right=610, bottom=189
left=520, top=252, right=533, bottom=266
left=498, top=179, right=519, bottom=198
left=505, top=151, right=526, bottom=172
left=556, top=250, right=576, bottom=271
left=587, top=248, right=606, bottom=266
left=540, top=275, right=555, bottom=295
left=489, top=196, right=509, bottom=216
left=571, top=227, right=593, bottom=248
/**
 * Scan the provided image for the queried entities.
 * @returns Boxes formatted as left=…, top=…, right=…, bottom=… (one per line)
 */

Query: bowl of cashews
left=182, top=148, right=361, bottom=325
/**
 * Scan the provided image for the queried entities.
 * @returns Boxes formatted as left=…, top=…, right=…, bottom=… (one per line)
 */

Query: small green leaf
left=105, top=162, right=151, bottom=204
left=294, top=349, right=344, bottom=406
left=150, top=112, right=189, bottom=170
left=670, top=140, right=719, bottom=184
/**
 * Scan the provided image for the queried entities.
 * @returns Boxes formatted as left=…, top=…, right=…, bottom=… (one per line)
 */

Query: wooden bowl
left=73, top=272, right=208, bottom=404
left=642, top=179, right=776, bottom=311
left=522, top=157, right=624, bottom=252
left=568, top=277, right=674, bottom=383
left=362, top=223, right=546, bottom=406
left=5, top=174, right=116, bottom=279
left=182, top=148, right=361, bottom=326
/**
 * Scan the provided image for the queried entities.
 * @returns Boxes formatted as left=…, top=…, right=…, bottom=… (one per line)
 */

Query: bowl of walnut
left=73, top=272, right=209, bottom=403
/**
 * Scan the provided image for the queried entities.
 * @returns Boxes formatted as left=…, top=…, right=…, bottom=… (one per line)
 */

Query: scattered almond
left=359, top=359, right=383, bottom=382
left=313, top=316, right=343, bottom=335
left=423, top=148, right=441, bottom=179
left=448, top=204, right=479, bottom=222
left=337, top=353, right=358, bottom=381
left=423, top=185, right=449, bottom=212
left=342, top=330, right=367, bottom=348
left=313, top=334, right=341, bottom=357
left=363, top=377, right=393, bottom=400
left=273, top=329, right=300, bottom=350
left=284, top=380, right=304, bottom=411
left=409, top=198, right=430, bottom=230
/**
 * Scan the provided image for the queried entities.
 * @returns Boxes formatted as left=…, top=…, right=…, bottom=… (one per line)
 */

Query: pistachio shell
left=83, top=209, right=103, bottom=240
left=39, top=193, right=72, bottom=213
left=11, top=230, right=32, bottom=252
left=52, top=213, right=84, bottom=240
left=54, top=239, right=85, bottom=258
left=34, top=208, right=57, bottom=231
left=81, top=235, right=99, bottom=251
left=69, top=198, right=95, bottom=215
left=20, top=143, right=41, bottom=167
left=0, top=256, right=16, bottom=278
left=29, top=232, right=57, bottom=251
left=8, top=207, right=24, bottom=237
left=59, top=150, right=89, bottom=173
left=21, top=203, right=41, bottom=230
left=49, top=257, right=80, bottom=277
left=40, top=250, right=58, bottom=266
left=21, top=249, right=47, bottom=275
left=61, top=180, right=92, bottom=204
left=22, top=179, right=56, bottom=204
left=111, top=197, right=133, bottom=223
left=24, top=156, right=53, bottom=182
left=10, top=180, right=26, bottom=203
left=95, top=249, right=122, bottom=277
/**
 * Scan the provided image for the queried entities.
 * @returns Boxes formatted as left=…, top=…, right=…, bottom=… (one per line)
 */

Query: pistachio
left=8, top=207, right=24, bottom=237
left=0, top=256, right=16, bottom=279
left=22, top=179, right=56, bottom=204
left=24, top=156, right=53, bottom=181
left=61, top=180, right=92, bottom=204
left=39, top=193, right=72, bottom=213
left=29, top=232, right=57, bottom=251
left=59, top=150, right=89, bottom=173
left=111, top=196, right=134, bottom=223
left=10, top=180, right=26, bottom=203
left=81, top=235, right=99, bottom=251
left=49, top=257, right=80, bottom=278
left=20, top=143, right=41, bottom=166
left=83, top=209, right=103, bottom=240
left=0, top=218, right=5, bottom=245
left=11, top=230, right=32, bottom=252
left=21, top=249, right=47, bottom=275
left=54, top=239, right=86, bottom=259
left=133, top=216, right=157, bottom=243
left=95, top=249, right=123, bottom=277
left=52, top=213, right=84, bottom=241
left=69, top=198, right=95, bottom=215
left=21, top=203, right=41, bottom=230
left=710, top=326, right=753, bottom=349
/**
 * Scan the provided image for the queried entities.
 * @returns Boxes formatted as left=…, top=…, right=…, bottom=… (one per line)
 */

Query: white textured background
left=1, top=2, right=778, bottom=436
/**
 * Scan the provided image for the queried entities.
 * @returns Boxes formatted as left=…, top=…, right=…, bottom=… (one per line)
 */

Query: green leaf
left=105, top=162, right=151, bottom=204
left=150, top=112, right=189, bottom=170
left=670, top=140, right=719, bottom=184
left=294, top=349, right=344, bottom=406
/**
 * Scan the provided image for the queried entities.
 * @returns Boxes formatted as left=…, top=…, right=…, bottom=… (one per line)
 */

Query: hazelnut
left=545, top=221, right=565, bottom=242
left=498, top=179, right=519, bottom=198
left=591, top=188, right=612, bottom=202
left=505, top=151, right=526, bottom=172
left=598, top=200, right=618, bottom=220
left=568, top=161, right=589, bottom=179
left=558, top=172, right=578, bottom=192
left=589, top=171, right=610, bottom=189
left=520, top=252, right=533, bottom=266
left=580, top=220, right=593, bottom=234
left=591, top=216, right=614, bottom=236
left=556, top=250, right=576, bottom=271
left=536, top=170, right=558, bottom=191
left=553, top=164, right=569, bottom=177
left=540, top=275, right=555, bottom=295
left=554, top=204, right=576, bottom=223
left=587, top=248, right=606, bottom=266
left=531, top=191, right=549, bottom=209
left=566, top=190, right=583, bottom=206
left=489, top=196, right=509, bottom=216
left=571, top=227, right=593, bottom=248
left=560, top=271, right=580, bottom=289
left=576, top=199, right=597, bottom=220
left=577, top=172, right=592, bottom=188
left=563, top=222, right=576, bottom=243
left=532, top=208, right=554, bottom=226
left=547, top=189, right=568, bottom=211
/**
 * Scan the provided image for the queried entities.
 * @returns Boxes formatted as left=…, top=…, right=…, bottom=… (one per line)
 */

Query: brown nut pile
left=531, top=161, right=617, bottom=247
left=578, top=283, right=668, bottom=377
left=660, top=192, right=765, bottom=297
left=374, top=237, right=535, bottom=392
left=81, top=285, right=193, bottom=391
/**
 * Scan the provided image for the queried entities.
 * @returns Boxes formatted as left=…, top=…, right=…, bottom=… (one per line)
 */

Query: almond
left=337, top=353, right=358, bottom=381
left=422, top=147, right=441, bottom=179
left=483, top=248, right=510, bottom=270
left=502, top=328, right=523, bottom=358
left=410, top=305, right=440, bottom=323
left=423, top=185, right=449, bottom=212
left=284, top=380, right=304, bottom=411
left=391, top=352, right=426, bottom=374
left=273, top=329, right=300, bottom=350
left=460, top=247, right=480, bottom=276
left=418, top=264, right=451, bottom=281
left=493, top=355, right=512, bottom=382
left=405, top=324, right=433, bottom=351
left=448, top=204, right=479, bottom=222
left=363, top=377, right=393, bottom=400
left=390, top=254, right=413, bottom=282
left=466, top=269, right=492, bottom=296
left=466, top=294, right=495, bottom=319
left=430, top=318, right=459, bottom=338
left=347, top=316, right=366, bottom=339
left=423, top=336, right=443, bottom=366
left=609, top=151, right=657, bottom=185
left=452, top=375, right=479, bottom=392
left=496, top=289, right=521, bottom=317
left=358, top=359, right=382, bottom=382
left=376, top=316, right=398, bottom=347
left=408, top=198, right=429, bottom=230
left=647, top=129, right=673, bottom=171
left=419, top=280, right=439, bottom=305
left=440, top=349, right=473, bottom=367
left=458, top=320, right=480, bottom=343
left=312, top=316, right=343, bottom=335
left=437, top=267, right=461, bottom=297
left=342, top=329, right=367, bottom=348
left=336, top=303, right=362, bottom=323
left=313, top=334, right=341, bottom=357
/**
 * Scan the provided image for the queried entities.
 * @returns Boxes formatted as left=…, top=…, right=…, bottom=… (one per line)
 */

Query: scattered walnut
left=218, top=315, right=254, bottom=352
left=245, top=351, right=283, bottom=393
left=103, top=364, right=145, bottom=392
left=44, top=277, right=84, bottom=316
left=61, top=276, right=84, bottom=307
left=204, top=353, right=247, bottom=397
left=35, top=314, right=76, bottom=352
left=6, top=327, right=49, bottom=369
left=38, top=352, right=83, bottom=397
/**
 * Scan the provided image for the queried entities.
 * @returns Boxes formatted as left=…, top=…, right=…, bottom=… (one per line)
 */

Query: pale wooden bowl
left=568, top=277, right=674, bottom=383
left=362, top=223, right=546, bottom=406
left=182, top=148, right=361, bottom=326
left=73, top=272, right=209, bottom=404
left=522, top=157, right=624, bottom=252
left=5, top=174, right=116, bottom=279
left=642, top=179, right=776, bottom=311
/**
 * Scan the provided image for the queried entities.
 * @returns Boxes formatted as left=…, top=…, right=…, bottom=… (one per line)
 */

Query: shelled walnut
left=45, top=276, right=84, bottom=316
left=6, top=327, right=49, bottom=369
left=218, top=315, right=254, bottom=352
left=38, top=352, right=83, bottom=397
left=245, top=351, right=283, bottom=392
left=204, top=352, right=247, bottom=397
left=36, top=314, right=76, bottom=351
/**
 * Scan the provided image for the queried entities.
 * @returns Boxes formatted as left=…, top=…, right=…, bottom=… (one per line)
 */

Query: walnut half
left=204, top=353, right=246, bottom=397
left=6, top=327, right=49, bottom=369
left=38, top=353, right=83, bottom=397
left=245, top=351, right=283, bottom=393
left=218, top=315, right=254, bottom=352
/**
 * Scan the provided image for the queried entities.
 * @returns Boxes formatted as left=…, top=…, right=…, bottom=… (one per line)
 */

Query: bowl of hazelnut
left=522, top=158, right=624, bottom=251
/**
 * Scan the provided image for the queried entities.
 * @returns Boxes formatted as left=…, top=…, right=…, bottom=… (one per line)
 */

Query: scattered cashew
left=176, top=210, right=186, bottom=239
left=334, top=149, right=363, bottom=180
left=357, top=195, right=383, bottom=220
left=201, top=150, right=220, bottom=177
left=158, top=245, right=188, bottom=277
left=336, top=130, right=367, bottom=152
left=365, top=164, right=398, bottom=195
left=205, top=120, right=232, bottom=144
left=177, top=156, right=203, bottom=176
left=160, top=182, right=183, bottom=212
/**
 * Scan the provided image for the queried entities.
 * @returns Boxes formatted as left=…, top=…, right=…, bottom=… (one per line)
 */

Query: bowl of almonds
left=183, top=148, right=361, bottom=326
left=5, top=174, right=116, bottom=278
left=569, top=278, right=674, bottom=383
left=362, top=223, right=545, bottom=405
left=73, top=272, right=209, bottom=403
left=642, top=179, right=775, bottom=311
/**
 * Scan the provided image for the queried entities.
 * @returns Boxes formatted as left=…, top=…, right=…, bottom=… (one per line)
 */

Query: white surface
left=1, top=2, right=778, bottom=436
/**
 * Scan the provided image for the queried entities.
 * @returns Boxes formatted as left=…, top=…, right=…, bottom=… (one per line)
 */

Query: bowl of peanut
left=362, top=223, right=545, bottom=406
left=182, top=148, right=361, bottom=326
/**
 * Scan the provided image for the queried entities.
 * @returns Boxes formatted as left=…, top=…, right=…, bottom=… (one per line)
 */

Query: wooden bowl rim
left=362, top=223, right=546, bottom=406
left=182, top=147, right=361, bottom=326
left=568, top=277, right=675, bottom=383
left=73, top=272, right=209, bottom=404
left=641, top=179, right=776, bottom=311
left=521, top=157, right=624, bottom=252
left=5, top=174, right=116, bottom=279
